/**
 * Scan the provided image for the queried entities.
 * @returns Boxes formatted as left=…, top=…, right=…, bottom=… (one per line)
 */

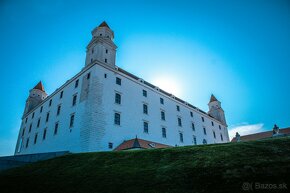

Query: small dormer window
left=149, top=143, right=156, bottom=148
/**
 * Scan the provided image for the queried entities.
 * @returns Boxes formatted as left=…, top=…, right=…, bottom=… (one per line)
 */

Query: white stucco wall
left=15, top=60, right=229, bottom=155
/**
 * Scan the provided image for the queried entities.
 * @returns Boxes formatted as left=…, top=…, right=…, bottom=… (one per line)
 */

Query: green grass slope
left=1, top=137, right=290, bottom=193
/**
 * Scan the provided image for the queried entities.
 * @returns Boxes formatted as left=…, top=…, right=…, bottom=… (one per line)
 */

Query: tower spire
left=33, top=81, right=45, bottom=92
left=209, top=94, right=218, bottom=103
left=23, top=81, right=47, bottom=116
left=208, top=94, right=227, bottom=126
left=85, top=21, right=117, bottom=67
left=98, top=21, right=110, bottom=29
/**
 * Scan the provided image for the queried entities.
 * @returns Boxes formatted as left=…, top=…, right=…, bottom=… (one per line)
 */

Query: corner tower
left=85, top=21, right=117, bottom=67
left=208, top=94, right=227, bottom=126
left=23, top=81, right=47, bottom=116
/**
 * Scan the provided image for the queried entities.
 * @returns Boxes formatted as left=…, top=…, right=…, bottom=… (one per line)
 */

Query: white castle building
left=15, top=22, right=229, bottom=155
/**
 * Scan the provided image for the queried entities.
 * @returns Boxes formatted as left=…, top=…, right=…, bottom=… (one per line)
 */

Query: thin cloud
left=228, top=123, right=264, bottom=140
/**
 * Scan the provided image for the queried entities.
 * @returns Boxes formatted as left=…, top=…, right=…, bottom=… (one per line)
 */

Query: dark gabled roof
left=231, top=127, right=290, bottom=142
left=98, top=21, right=110, bottom=29
left=114, top=138, right=171, bottom=151
left=33, top=81, right=45, bottom=92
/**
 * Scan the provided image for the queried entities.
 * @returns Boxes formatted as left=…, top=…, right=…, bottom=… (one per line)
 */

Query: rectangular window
left=43, top=129, right=47, bottom=140
left=106, top=49, right=108, bottom=54
left=49, top=99, right=52, bottom=107
left=46, top=112, right=50, bottom=122
left=193, top=135, right=197, bottom=145
left=191, top=123, right=195, bottom=131
left=162, top=128, right=166, bottom=138
left=190, top=111, right=193, bottom=117
left=75, top=79, right=79, bottom=88
left=70, top=114, right=75, bottom=128
left=40, top=106, right=43, bottom=113
left=143, top=122, right=149, bottom=133
left=104, top=73, right=107, bottom=78
left=203, top=127, right=207, bottom=135
left=219, top=125, right=221, bottom=130
left=211, top=121, right=214, bottom=126
left=105, top=58, right=107, bottom=63
left=179, top=132, right=184, bottom=143
left=202, top=117, right=205, bottom=122
left=114, top=112, right=120, bottom=125
left=116, top=77, right=121, bottom=85
left=57, top=105, right=61, bottom=116
left=213, top=131, right=216, bottom=138
left=143, top=104, right=148, bottom=114
left=29, top=123, right=32, bottom=133
left=143, top=90, right=147, bottom=97
left=220, top=134, right=223, bottom=141
left=32, top=112, right=35, bottom=119
left=72, top=94, right=77, bottom=106
left=178, top=117, right=182, bottom=127
left=22, top=128, right=25, bottom=137
left=115, top=93, right=121, bottom=104
left=54, top=122, right=59, bottom=135
left=108, top=142, right=113, bottom=149
left=34, top=133, right=38, bottom=144
left=160, top=97, right=164, bottom=104
left=161, top=111, right=165, bottom=120
left=26, top=138, right=29, bottom=148
left=37, top=118, right=41, bottom=128
left=176, top=105, right=180, bottom=111
left=87, top=73, right=91, bottom=79
left=60, top=91, right=63, bottom=99
left=25, top=117, right=28, bottom=123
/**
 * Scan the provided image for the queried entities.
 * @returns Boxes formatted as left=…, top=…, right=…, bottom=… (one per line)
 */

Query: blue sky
left=0, top=0, right=289, bottom=155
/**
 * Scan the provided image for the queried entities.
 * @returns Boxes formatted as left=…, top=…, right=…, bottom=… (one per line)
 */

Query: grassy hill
left=1, top=137, right=290, bottom=193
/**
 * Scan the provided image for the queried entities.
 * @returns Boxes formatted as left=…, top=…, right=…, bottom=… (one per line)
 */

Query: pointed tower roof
left=33, top=81, right=45, bottom=92
left=132, top=137, right=141, bottom=148
left=98, top=21, right=110, bottom=29
left=209, top=94, right=218, bottom=103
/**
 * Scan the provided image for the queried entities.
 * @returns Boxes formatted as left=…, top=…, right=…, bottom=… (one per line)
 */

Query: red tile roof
left=231, top=127, right=290, bottom=142
left=209, top=94, right=218, bottom=103
left=98, top=21, right=110, bottom=29
left=114, top=138, right=171, bottom=151
left=33, top=81, right=45, bottom=92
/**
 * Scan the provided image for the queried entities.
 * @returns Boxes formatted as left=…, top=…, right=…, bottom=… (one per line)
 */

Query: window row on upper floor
left=113, top=92, right=223, bottom=130
left=24, top=72, right=91, bottom=124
